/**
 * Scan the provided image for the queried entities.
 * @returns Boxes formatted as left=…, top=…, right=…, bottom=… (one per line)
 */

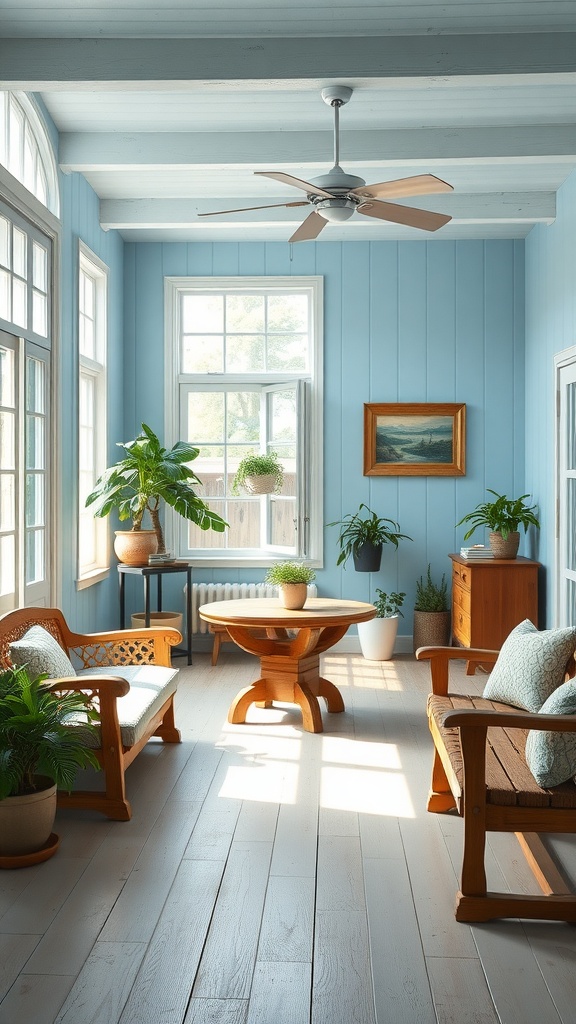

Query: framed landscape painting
left=363, top=402, right=466, bottom=476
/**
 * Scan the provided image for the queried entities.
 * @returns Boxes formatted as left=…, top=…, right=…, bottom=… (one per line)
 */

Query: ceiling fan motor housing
left=313, top=197, right=357, bottom=223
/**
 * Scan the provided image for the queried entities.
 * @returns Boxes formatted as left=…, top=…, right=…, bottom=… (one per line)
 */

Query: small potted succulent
left=0, top=665, right=100, bottom=864
left=327, top=503, right=412, bottom=572
left=264, top=561, right=316, bottom=610
left=357, top=590, right=405, bottom=661
left=413, top=565, right=450, bottom=652
left=456, top=489, right=540, bottom=559
left=232, top=451, right=284, bottom=496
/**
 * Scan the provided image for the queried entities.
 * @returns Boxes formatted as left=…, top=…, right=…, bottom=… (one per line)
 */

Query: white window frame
left=0, top=92, right=59, bottom=216
left=77, top=243, right=109, bottom=587
left=164, top=275, right=323, bottom=567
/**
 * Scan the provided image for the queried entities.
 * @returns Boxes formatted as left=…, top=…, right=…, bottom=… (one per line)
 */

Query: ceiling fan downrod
left=321, top=85, right=352, bottom=174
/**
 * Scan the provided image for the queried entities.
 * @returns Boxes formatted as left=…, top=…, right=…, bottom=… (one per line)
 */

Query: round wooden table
left=199, top=597, right=376, bottom=733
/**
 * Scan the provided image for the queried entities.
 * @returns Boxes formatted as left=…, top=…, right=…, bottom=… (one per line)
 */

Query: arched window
left=0, top=92, right=59, bottom=216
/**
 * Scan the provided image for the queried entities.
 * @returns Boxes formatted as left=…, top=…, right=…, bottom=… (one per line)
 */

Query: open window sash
left=262, top=379, right=310, bottom=558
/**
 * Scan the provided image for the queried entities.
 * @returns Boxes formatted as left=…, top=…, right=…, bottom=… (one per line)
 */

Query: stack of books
left=460, top=544, right=493, bottom=559
left=148, top=552, right=176, bottom=566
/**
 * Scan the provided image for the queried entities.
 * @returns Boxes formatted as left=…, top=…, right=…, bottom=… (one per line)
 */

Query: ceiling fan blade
left=198, top=200, right=309, bottom=217
left=358, top=200, right=451, bottom=232
left=255, top=171, right=334, bottom=199
left=289, top=211, right=328, bottom=243
left=352, top=174, right=453, bottom=201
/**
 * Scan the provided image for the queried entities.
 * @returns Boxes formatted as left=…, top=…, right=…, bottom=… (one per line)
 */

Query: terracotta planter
left=352, top=542, right=383, bottom=572
left=114, top=530, right=158, bottom=566
left=0, top=777, right=57, bottom=858
left=413, top=610, right=451, bottom=652
left=358, top=615, right=399, bottom=661
left=279, top=583, right=308, bottom=610
left=489, top=531, right=520, bottom=559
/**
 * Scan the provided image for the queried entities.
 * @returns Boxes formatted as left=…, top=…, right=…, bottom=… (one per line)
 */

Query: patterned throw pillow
left=482, top=619, right=576, bottom=712
left=525, top=680, right=576, bottom=787
left=9, top=624, right=76, bottom=679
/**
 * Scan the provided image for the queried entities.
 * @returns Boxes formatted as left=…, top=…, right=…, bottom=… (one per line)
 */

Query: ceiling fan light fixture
left=314, top=198, right=356, bottom=223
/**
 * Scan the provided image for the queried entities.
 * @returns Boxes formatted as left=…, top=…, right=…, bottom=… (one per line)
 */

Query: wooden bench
left=417, top=644, right=576, bottom=923
left=0, top=607, right=182, bottom=821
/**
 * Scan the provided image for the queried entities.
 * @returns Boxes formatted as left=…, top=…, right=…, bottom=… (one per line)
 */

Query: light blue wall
left=525, top=169, right=576, bottom=624
left=124, top=239, right=525, bottom=633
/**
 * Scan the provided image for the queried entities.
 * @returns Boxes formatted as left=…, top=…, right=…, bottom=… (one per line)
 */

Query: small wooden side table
left=117, top=562, right=193, bottom=664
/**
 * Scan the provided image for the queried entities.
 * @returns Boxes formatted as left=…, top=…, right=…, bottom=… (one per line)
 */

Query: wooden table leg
left=228, top=680, right=269, bottom=724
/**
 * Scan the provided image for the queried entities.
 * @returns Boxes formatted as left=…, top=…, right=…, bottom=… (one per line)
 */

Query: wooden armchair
left=417, top=645, right=576, bottom=923
left=0, top=607, right=182, bottom=821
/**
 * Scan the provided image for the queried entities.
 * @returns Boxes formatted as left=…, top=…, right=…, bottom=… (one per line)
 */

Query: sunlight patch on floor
left=321, top=654, right=405, bottom=691
left=320, top=765, right=415, bottom=817
left=322, top=735, right=402, bottom=770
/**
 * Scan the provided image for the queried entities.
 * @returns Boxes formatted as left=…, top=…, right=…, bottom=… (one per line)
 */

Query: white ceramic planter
left=357, top=615, right=399, bottom=661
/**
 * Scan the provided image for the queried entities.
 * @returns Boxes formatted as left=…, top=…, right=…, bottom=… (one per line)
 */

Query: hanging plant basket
left=243, top=473, right=278, bottom=495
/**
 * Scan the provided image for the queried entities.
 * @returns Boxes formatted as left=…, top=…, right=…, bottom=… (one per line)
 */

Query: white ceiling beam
left=99, top=193, right=556, bottom=230
left=60, top=127, right=576, bottom=172
left=2, top=35, right=576, bottom=89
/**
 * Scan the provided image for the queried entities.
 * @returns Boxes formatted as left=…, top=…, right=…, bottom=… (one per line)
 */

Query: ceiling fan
left=198, top=86, right=453, bottom=242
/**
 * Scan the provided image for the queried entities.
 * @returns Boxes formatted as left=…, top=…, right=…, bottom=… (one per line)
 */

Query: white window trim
left=164, top=275, right=324, bottom=568
left=77, top=241, right=109, bottom=586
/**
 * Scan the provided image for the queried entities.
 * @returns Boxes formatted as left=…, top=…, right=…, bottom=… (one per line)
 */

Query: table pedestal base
left=228, top=652, right=345, bottom=733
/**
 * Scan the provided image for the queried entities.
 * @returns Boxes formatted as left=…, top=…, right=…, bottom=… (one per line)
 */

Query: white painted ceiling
left=2, top=1, right=576, bottom=242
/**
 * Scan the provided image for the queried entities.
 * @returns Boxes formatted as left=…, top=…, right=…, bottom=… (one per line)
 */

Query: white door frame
left=554, top=344, right=576, bottom=626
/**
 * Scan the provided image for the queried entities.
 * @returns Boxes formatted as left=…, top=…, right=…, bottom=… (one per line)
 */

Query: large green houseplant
left=456, top=489, right=540, bottom=559
left=0, top=665, right=100, bottom=861
left=86, top=423, right=227, bottom=564
left=328, top=503, right=412, bottom=572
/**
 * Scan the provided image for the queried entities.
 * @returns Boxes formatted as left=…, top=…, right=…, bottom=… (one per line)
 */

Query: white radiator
left=190, top=581, right=318, bottom=633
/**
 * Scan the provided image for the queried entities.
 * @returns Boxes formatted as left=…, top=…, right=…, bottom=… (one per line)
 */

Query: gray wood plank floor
left=2, top=650, right=576, bottom=1024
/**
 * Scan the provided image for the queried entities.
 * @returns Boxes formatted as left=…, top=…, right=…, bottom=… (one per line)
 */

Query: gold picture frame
left=363, top=402, right=466, bottom=476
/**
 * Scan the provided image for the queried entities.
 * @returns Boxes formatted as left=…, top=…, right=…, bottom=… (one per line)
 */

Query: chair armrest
left=64, top=626, right=182, bottom=669
left=416, top=646, right=499, bottom=695
left=46, top=674, right=130, bottom=698
left=444, top=707, right=576, bottom=733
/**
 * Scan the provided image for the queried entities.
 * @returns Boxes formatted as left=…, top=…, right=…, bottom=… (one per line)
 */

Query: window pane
left=0, top=534, right=15, bottom=597
left=26, top=473, right=44, bottom=527
left=27, top=357, right=45, bottom=414
left=226, top=294, right=264, bottom=333
left=227, top=392, right=259, bottom=442
left=187, top=390, right=225, bottom=443
left=33, top=242, right=47, bottom=290
left=182, top=293, right=223, bottom=333
left=188, top=498, right=229, bottom=549
left=0, top=473, right=15, bottom=530
left=26, top=415, right=44, bottom=470
left=80, top=312, right=95, bottom=359
left=25, top=528, right=44, bottom=585
left=226, top=334, right=265, bottom=372
left=0, top=95, right=5, bottom=168
left=267, top=333, right=308, bottom=372
left=568, top=478, right=576, bottom=572
left=267, top=294, right=308, bottom=333
left=190, top=445, right=225, bottom=498
left=12, top=277, right=27, bottom=328
left=8, top=99, right=23, bottom=180
left=78, top=512, right=96, bottom=566
left=270, top=497, right=297, bottom=547
left=81, top=272, right=95, bottom=317
left=0, top=411, right=15, bottom=468
left=182, top=333, right=223, bottom=373
left=32, top=290, right=47, bottom=336
left=0, top=267, right=11, bottom=321
left=23, top=124, right=35, bottom=193
left=0, top=216, right=9, bottom=268
left=13, top=227, right=27, bottom=279
left=0, top=346, right=15, bottom=406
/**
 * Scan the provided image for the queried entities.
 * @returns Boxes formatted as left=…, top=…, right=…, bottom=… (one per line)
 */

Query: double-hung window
left=77, top=244, right=108, bottom=584
left=165, top=276, right=323, bottom=565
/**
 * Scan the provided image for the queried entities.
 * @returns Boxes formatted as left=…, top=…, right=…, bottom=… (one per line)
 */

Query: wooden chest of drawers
left=450, top=554, right=540, bottom=650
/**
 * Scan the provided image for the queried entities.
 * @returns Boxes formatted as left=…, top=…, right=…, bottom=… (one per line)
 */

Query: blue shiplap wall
left=525, top=169, right=576, bottom=624
left=123, top=238, right=525, bottom=633
left=58, top=170, right=124, bottom=630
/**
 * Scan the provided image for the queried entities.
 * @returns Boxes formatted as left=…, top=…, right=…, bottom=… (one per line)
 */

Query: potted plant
left=0, top=665, right=100, bottom=865
left=86, top=423, right=227, bottom=565
left=413, top=565, right=451, bottom=651
left=358, top=590, right=405, bottom=661
left=232, top=451, right=284, bottom=495
left=327, top=503, right=412, bottom=572
left=264, top=561, right=316, bottom=610
left=456, top=489, right=540, bottom=560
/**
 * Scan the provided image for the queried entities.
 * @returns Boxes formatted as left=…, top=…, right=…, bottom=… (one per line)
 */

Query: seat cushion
left=525, top=680, right=576, bottom=787
left=482, top=619, right=576, bottom=712
left=78, top=665, right=179, bottom=747
left=9, top=624, right=77, bottom=679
